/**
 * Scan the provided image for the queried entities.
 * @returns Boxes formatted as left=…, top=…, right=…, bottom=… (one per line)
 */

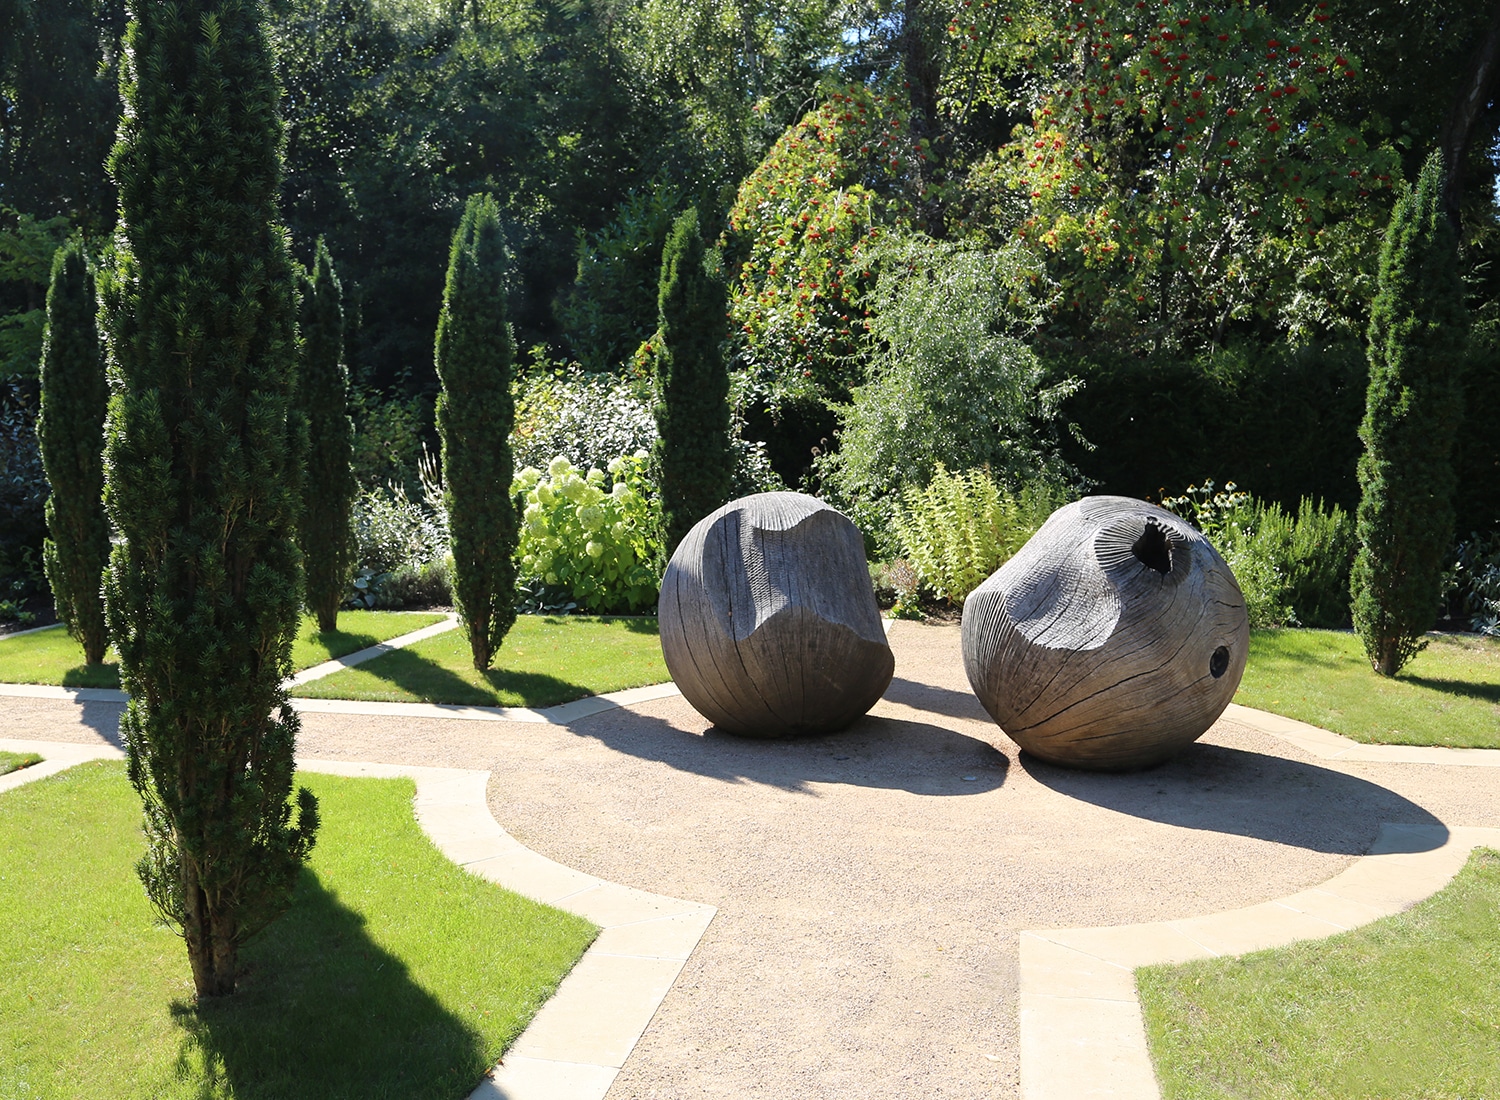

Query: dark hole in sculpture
left=1210, top=645, right=1230, bottom=679
left=1132, top=520, right=1173, bottom=575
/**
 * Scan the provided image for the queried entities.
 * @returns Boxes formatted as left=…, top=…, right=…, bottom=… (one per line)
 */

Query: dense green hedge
left=1049, top=341, right=1369, bottom=513
left=1050, top=334, right=1498, bottom=540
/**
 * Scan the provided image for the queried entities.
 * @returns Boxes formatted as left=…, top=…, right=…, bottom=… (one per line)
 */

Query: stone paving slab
left=1018, top=822, right=1500, bottom=1100
left=0, top=736, right=123, bottom=793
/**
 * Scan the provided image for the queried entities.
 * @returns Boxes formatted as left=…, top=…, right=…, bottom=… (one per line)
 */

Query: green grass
left=292, top=615, right=668, bottom=707
left=0, top=760, right=596, bottom=1099
left=0, top=750, right=41, bottom=775
left=1139, top=847, right=1500, bottom=1099
left=1236, top=628, right=1500, bottom=748
left=0, top=611, right=446, bottom=690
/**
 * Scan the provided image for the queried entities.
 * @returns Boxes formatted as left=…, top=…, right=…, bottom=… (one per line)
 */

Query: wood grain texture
left=660, top=492, right=894, bottom=736
left=961, top=496, right=1249, bottom=771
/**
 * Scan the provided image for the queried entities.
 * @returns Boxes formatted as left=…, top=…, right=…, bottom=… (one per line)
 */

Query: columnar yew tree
left=101, top=0, right=319, bottom=998
left=297, top=238, right=355, bottom=632
left=1351, top=150, right=1468, bottom=676
left=37, top=240, right=110, bottom=666
left=654, top=207, right=733, bottom=559
left=435, top=193, right=517, bottom=671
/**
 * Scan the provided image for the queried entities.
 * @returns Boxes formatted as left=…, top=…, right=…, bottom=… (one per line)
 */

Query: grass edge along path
left=1236, top=628, right=1500, bottom=749
left=0, top=760, right=597, bottom=1099
left=1138, top=847, right=1500, bottom=1100
left=293, top=614, right=668, bottom=708
left=0, top=610, right=448, bottom=690
left=0, top=749, right=41, bottom=775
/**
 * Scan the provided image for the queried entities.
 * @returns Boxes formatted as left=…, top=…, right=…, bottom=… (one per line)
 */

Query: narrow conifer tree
left=100, top=0, right=318, bottom=998
left=1351, top=150, right=1469, bottom=676
left=653, top=207, right=733, bottom=559
left=297, top=239, right=355, bottom=633
left=38, top=240, right=111, bottom=666
left=435, top=193, right=517, bottom=670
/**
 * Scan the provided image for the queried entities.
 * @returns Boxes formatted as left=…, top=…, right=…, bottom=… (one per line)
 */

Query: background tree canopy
left=1, top=0, right=1497, bottom=615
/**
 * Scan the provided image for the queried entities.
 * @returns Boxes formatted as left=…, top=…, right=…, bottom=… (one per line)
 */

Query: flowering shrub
left=513, top=370, right=658, bottom=475
left=726, top=85, right=934, bottom=411
left=990, top=0, right=1402, bottom=346
left=515, top=454, right=662, bottom=613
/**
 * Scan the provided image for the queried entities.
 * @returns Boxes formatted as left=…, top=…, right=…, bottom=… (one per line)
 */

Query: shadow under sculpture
left=962, top=495, right=1249, bottom=771
left=660, top=492, right=894, bottom=736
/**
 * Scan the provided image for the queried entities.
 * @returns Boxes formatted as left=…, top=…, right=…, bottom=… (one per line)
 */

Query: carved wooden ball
left=961, top=496, right=1248, bottom=771
left=660, top=492, right=894, bottom=737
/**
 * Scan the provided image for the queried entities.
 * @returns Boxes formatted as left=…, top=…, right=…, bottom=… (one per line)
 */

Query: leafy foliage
left=1164, top=480, right=1357, bottom=629
left=818, top=233, right=1077, bottom=541
left=435, top=192, right=518, bottom=670
left=979, top=0, right=1404, bottom=351
left=726, top=85, right=929, bottom=413
left=1443, top=531, right=1500, bottom=638
left=0, top=380, right=46, bottom=621
left=0, top=209, right=71, bottom=378
left=100, top=0, right=318, bottom=999
left=1351, top=152, right=1469, bottom=676
left=516, top=454, right=662, bottom=613
left=38, top=239, right=110, bottom=664
left=559, top=184, right=683, bottom=373
left=653, top=207, right=733, bottom=557
left=296, top=238, right=356, bottom=632
left=892, top=465, right=1063, bottom=603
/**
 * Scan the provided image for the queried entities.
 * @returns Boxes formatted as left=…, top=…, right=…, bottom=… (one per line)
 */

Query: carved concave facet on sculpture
left=961, top=496, right=1250, bottom=771
left=659, top=492, right=894, bottom=737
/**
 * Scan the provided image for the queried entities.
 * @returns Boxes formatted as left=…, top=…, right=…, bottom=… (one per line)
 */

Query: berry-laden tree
left=297, top=238, right=355, bottom=633
left=100, top=0, right=319, bottom=998
left=435, top=193, right=517, bottom=671
left=37, top=239, right=111, bottom=666
left=654, top=207, right=734, bottom=560
left=1350, top=149, right=1469, bottom=676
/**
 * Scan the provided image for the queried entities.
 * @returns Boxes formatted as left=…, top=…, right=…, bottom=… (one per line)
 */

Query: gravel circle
left=9, top=619, right=1500, bottom=1098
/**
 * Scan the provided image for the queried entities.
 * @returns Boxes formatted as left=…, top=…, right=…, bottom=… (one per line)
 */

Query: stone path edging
left=0, top=738, right=715, bottom=1100
left=1018, top=821, right=1500, bottom=1100
left=287, top=613, right=461, bottom=686
left=1225, top=702, right=1500, bottom=767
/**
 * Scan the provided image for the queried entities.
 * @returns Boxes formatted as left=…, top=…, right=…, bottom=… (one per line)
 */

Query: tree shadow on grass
left=60, top=663, right=122, bottom=689
left=1020, top=741, right=1445, bottom=855
left=1399, top=675, right=1500, bottom=705
left=170, top=869, right=488, bottom=1100
left=306, top=646, right=594, bottom=709
left=304, top=630, right=382, bottom=664
left=568, top=705, right=1009, bottom=796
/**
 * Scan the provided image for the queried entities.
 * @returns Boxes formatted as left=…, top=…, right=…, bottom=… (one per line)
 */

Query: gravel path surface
left=8, top=619, right=1499, bottom=1099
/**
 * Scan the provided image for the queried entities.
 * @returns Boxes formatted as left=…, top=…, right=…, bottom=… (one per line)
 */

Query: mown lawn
left=0, top=749, right=41, bottom=775
left=292, top=614, right=667, bottom=707
left=1140, top=848, right=1500, bottom=1100
left=0, top=611, right=447, bottom=690
left=0, top=760, right=596, bottom=1099
left=1236, top=628, right=1500, bottom=748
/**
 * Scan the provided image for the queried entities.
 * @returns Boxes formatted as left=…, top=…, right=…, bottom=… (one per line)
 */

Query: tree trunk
left=1439, top=1, right=1500, bottom=234
left=902, top=0, right=946, bottom=236
left=183, top=862, right=237, bottom=998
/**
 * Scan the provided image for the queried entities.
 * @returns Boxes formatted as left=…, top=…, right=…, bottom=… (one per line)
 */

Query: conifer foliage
left=38, top=240, right=110, bottom=666
left=1351, top=150, right=1469, bottom=677
left=435, top=193, right=517, bottom=670
left=100, top=0, right=319, bottom=998
left=297, top=239, right=355, bottom=632
left=653, top=207, right=733, bottom=559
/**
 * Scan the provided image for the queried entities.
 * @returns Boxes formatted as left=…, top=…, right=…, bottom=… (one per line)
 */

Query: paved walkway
left=5, top=619, right=1500, bottom=1099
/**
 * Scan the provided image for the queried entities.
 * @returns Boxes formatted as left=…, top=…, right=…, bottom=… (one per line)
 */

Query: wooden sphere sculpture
left=660, top=492, right=894, bottom=737
left=961, top=496, right=1248, bottom=771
